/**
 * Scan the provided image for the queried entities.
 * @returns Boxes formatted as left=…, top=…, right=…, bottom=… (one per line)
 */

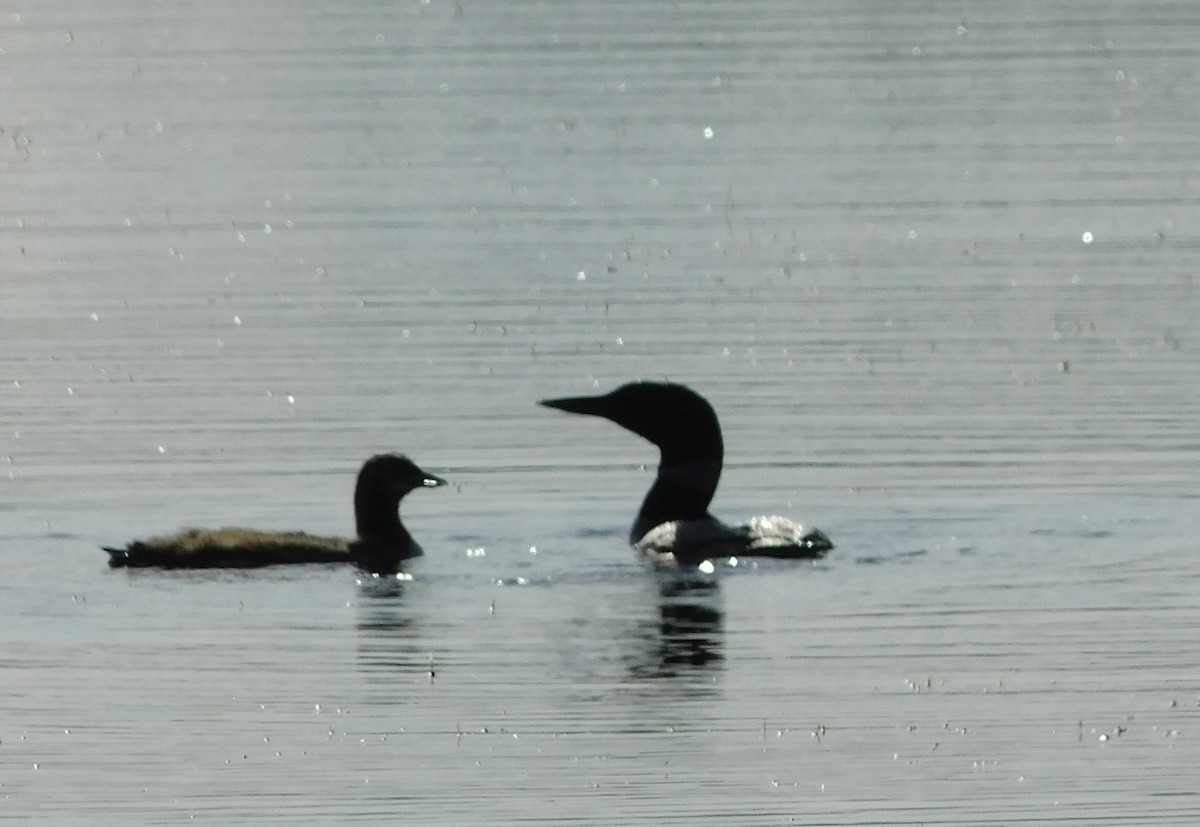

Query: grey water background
left=2, top=1, right=1198, bottom=823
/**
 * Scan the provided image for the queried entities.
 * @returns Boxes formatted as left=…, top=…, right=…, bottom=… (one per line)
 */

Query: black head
left=358, top=454, right=447, bottom=499
left=540, top=381, right=723, bottom=464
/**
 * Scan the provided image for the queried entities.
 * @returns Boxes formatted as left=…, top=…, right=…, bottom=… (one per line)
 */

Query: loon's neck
left=354, top=486, right=411, bottom=545
left=631, top=455, right=722, bottom=543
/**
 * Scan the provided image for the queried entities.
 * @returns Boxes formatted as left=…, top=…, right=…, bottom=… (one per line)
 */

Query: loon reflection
left=353, top=579, right=430, bottom=686
left=629, top=573, right=724, bottom=678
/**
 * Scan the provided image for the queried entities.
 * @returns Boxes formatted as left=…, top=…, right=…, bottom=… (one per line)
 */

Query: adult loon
left=104, top=454, right=446, bottom=574
left=540, top=381, right=832, bottom=566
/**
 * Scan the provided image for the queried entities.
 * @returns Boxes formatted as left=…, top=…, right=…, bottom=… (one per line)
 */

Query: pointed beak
left=539, top=394, right=608, bottom=417
left=422, top=473, right=448, bottom=488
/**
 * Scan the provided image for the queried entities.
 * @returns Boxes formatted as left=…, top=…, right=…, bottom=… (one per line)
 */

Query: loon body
left=540, top=382, right=832, bottom=566
left=104, top=454, right=446, bottom=574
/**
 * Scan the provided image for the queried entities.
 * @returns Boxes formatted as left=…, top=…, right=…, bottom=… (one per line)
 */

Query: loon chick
left=104, top=454, right=446, bottom=574
left=540, top=382, right=832, bottom=566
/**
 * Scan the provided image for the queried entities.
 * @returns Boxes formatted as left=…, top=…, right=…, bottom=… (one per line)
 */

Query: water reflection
left=355, top=572, right=412, bottom=604
left=627, top=572, right=724, bottom=680
left=354, top=575, right=425, bottom=682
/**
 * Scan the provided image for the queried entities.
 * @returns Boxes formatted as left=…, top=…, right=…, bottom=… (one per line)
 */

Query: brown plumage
left=104, top=454, right=446, bottom=573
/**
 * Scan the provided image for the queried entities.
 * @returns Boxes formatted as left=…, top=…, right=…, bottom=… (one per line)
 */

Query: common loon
left=540, top=381, right=832, bottom=566
left=104, top=454, right=446, bottom=574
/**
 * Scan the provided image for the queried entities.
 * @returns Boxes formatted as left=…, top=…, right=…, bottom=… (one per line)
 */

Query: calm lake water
left=3, top=1, right=1199, bottom=824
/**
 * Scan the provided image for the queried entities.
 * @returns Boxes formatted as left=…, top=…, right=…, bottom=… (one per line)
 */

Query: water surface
left=2, top=2, right=1198, bottom=824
